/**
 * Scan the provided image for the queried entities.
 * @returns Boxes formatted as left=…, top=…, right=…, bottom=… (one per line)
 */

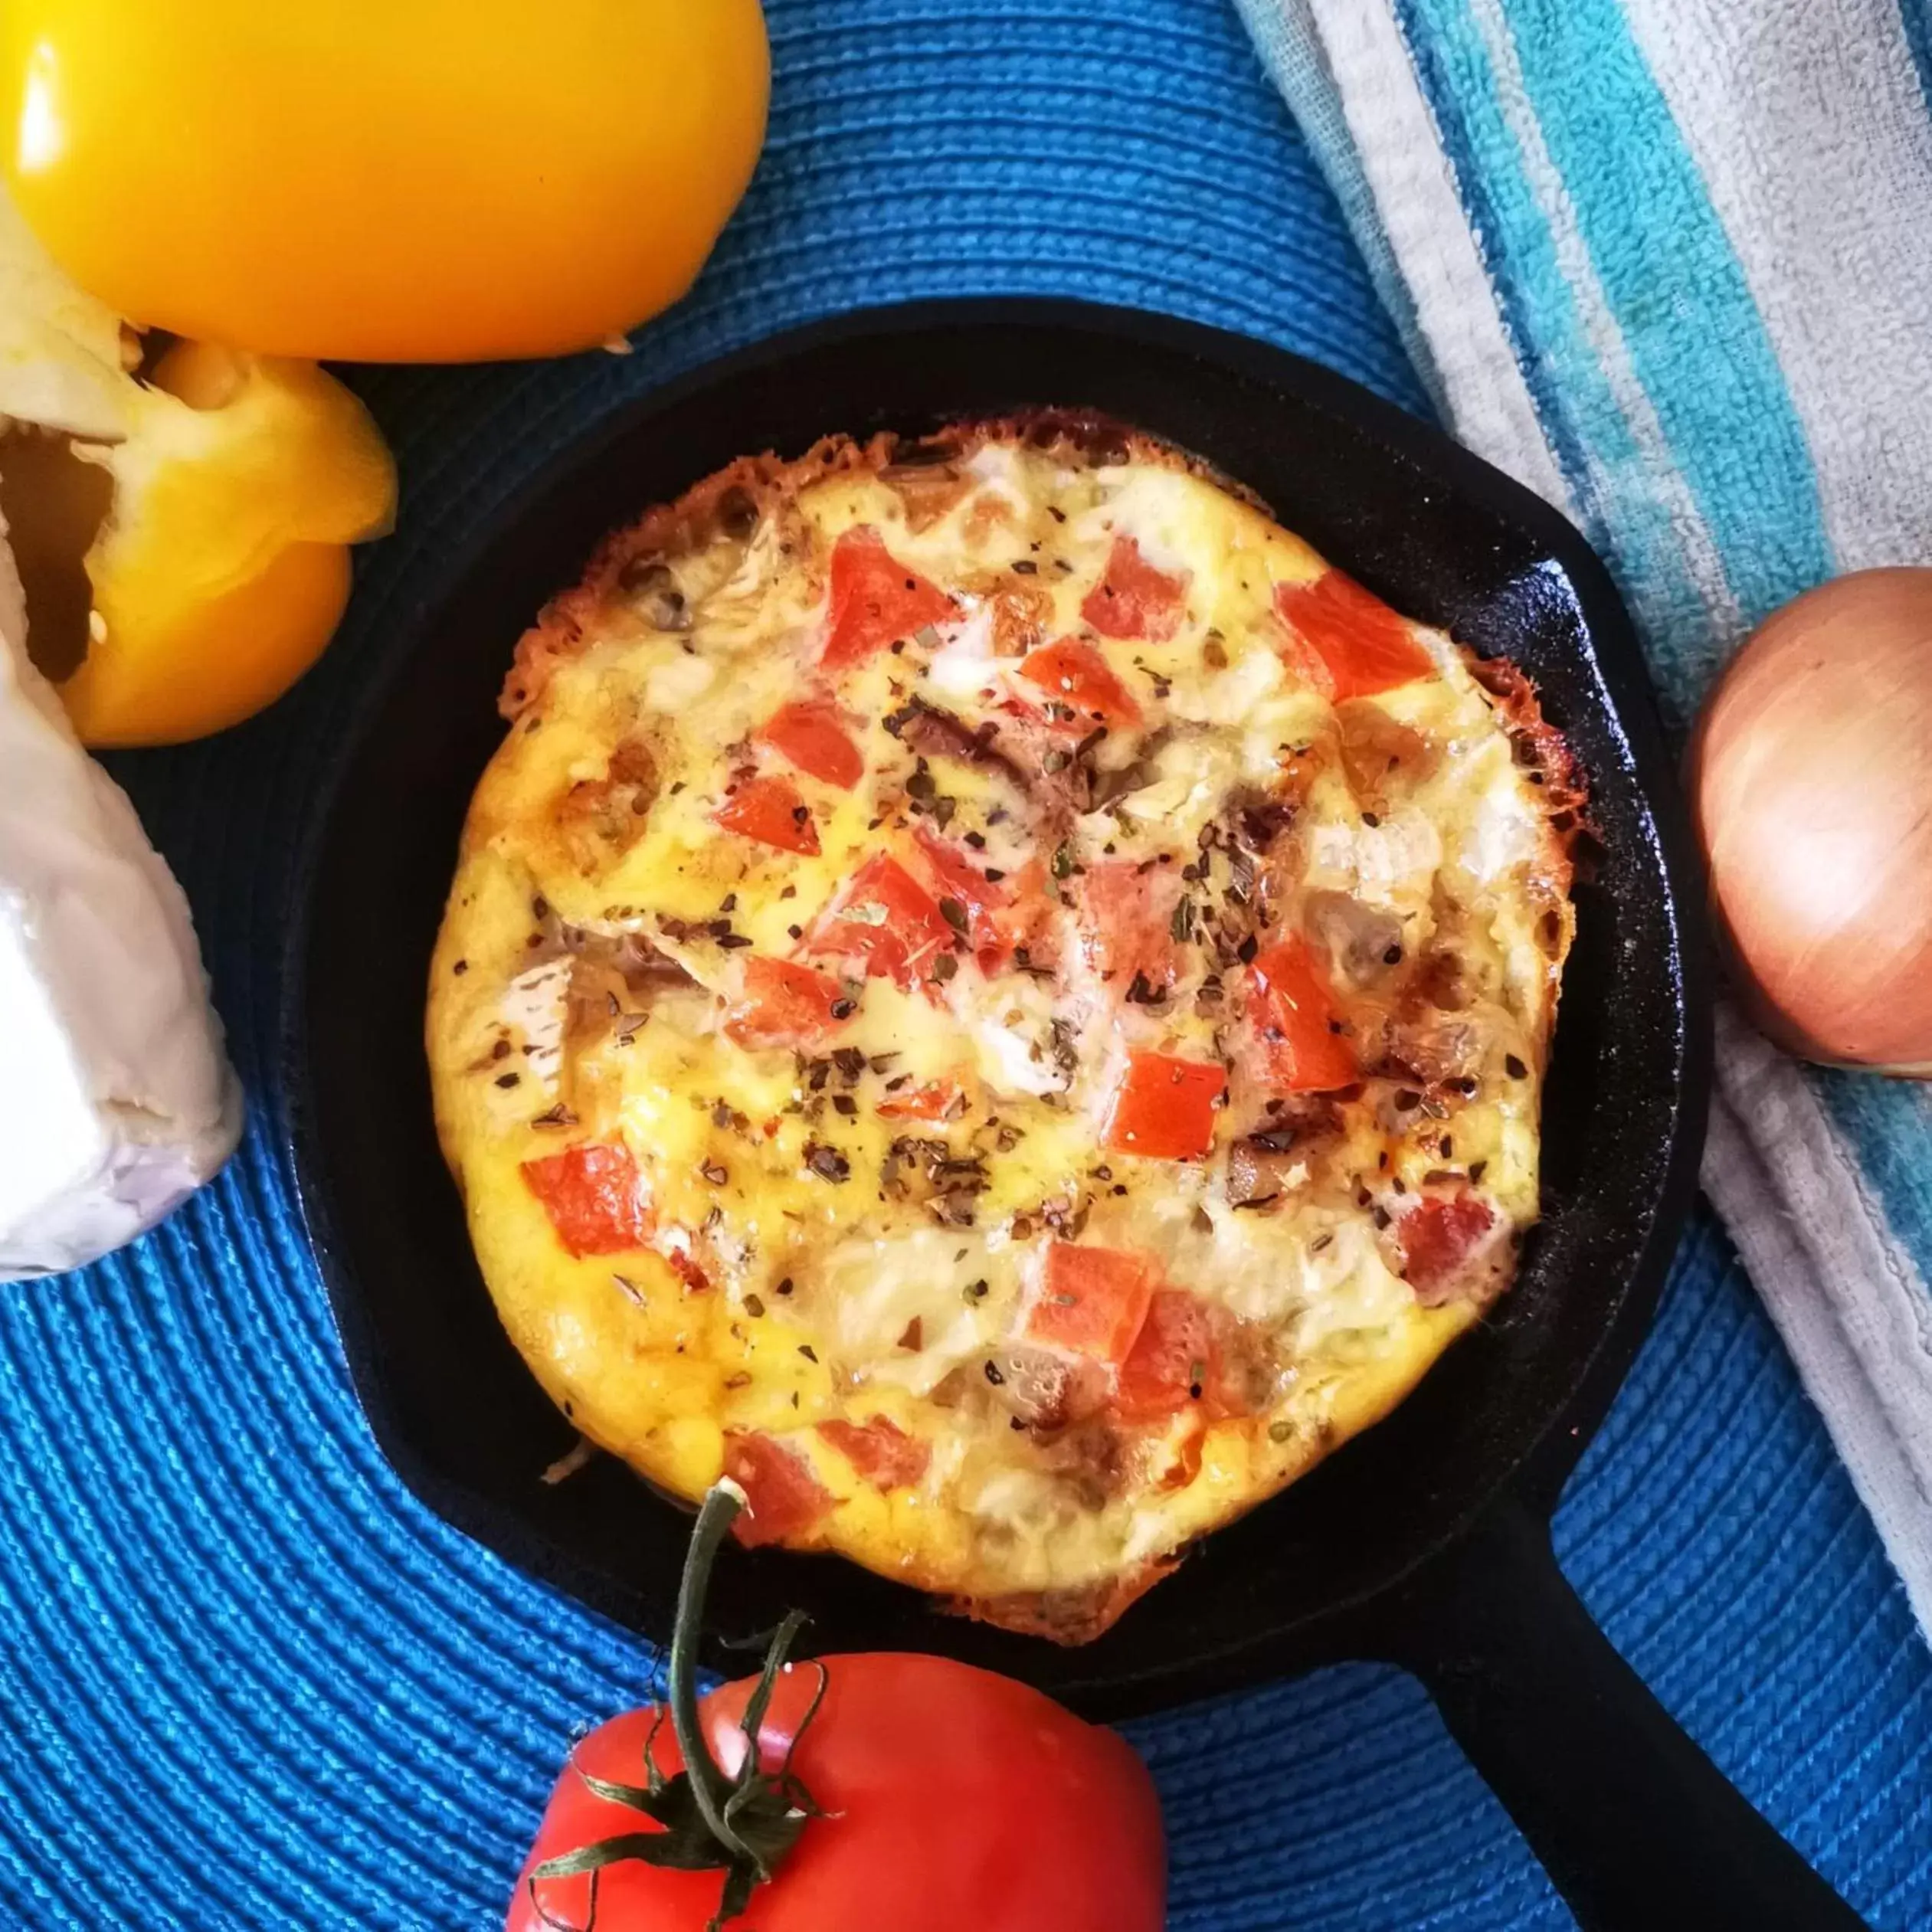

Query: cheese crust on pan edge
left=426, top=417, right=1580, bottom=1642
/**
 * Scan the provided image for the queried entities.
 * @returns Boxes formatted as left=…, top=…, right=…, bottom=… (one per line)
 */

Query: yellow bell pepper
left=2, top=0, right=770, bottom=364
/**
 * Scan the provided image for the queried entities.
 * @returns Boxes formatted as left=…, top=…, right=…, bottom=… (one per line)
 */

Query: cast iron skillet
left=287, top=302, right=1861, bottom=1930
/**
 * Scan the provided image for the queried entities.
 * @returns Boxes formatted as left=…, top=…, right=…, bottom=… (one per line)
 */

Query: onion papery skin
left=1689, top=567, right=1932, bottom=1076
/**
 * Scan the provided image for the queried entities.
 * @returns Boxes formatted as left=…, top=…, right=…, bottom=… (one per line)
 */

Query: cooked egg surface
left=427, top=422, right=1577, bottom=1640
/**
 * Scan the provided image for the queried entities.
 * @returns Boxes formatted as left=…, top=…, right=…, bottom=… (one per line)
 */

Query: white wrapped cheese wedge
left=0, top=512, right=242, bottom=1279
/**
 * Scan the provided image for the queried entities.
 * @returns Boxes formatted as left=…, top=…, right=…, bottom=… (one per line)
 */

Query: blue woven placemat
left=8, top=2, right=1927, bottom=1925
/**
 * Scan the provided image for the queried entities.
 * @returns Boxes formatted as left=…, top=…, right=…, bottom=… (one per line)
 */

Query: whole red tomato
left=509, top=1655, right=1164, bottom=1932
left=506, top=1490, right=1165, bottom=1932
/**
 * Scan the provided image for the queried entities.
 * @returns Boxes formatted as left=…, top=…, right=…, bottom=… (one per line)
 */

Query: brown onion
left=1688, top=567, right=1932, bottom=1072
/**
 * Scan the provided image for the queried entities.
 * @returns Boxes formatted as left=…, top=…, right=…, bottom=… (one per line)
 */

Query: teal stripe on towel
left=1901, top=0, right=1932, bottom=120
left=1398, top=0, right=1835, bottom=699
left=1818, top=1077, right=1932, bottom=1282
left=1397, top=0, right=1724, bottom=699
left=1494, top=0, right=1834, bottom=646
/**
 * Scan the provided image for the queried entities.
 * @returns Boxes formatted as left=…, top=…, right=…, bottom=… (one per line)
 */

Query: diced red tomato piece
left=1115, top=1292, right=1268, bottom=1429
left=1397, top=1194, right=1500, bottom=1301
left=1077, top=860, right=1183, bottom=994
left=990, top=856, right=1061, bottom=971
left=1081, top=536, right=1188, bottom=641
left=912, top=824, right=1021, bottom=968
left=1113, top=1289, right=1218, bottom=1424
left=757, top=697, right=864, bottom=790
left=804, top=853, right=959, bottom=991
left=1018, top=637, right=1144, bottom=731
left=920, top=847, right=1058, bottom=975
left=715, top=773, right=820, bottom=855
left=822, top=527, right=956, bottom=670
left=1246, top=938, right=1357, bottom=1092
left=1274, top=570, right=1435, bottom=702
left=1102, top=1053, right=1226, bottom=1160
left=520, top=1142, right=651, bottom=1256
left=817, top=1416, right=932, bottom=1491
left=1027, top=1242, right=1156, bottom=1366
left=876, top=1079, right=963, bottom=1122
left=722, top=956, right=850, bottom=1050
left=722, top=1433, right=835, bottom=1548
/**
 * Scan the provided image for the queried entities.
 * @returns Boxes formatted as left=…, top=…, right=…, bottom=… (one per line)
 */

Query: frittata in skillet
left=426, top=418, right=1580, bottom=1640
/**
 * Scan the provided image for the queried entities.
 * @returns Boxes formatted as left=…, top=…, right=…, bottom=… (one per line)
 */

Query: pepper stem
left=667, top=1478, right=758, bottom=1867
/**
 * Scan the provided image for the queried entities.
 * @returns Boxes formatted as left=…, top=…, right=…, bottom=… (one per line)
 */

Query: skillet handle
left=1381, top=1498, right=1867, bottom=1930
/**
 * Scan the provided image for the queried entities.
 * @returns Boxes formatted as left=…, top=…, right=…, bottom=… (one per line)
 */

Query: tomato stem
left=527, top=1480, right=826, bottom=1931
left=669, top=1478, right=759, bottom=1867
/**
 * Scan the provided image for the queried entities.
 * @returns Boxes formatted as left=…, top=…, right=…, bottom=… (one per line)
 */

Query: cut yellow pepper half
left=0, top=179, right=396, bottom=747
left=62, top=342, right=395, bottom=746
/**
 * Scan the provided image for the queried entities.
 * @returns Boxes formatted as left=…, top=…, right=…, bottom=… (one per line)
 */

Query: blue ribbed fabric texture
left=6, top=1, right=1924, bottom=1924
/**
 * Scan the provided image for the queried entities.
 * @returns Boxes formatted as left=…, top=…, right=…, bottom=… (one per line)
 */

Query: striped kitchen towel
left=1236, top=0, right=1932, bottom=1632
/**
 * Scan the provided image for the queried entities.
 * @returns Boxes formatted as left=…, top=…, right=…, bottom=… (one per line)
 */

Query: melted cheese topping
left=427, top=427, right=1574, bottom=1632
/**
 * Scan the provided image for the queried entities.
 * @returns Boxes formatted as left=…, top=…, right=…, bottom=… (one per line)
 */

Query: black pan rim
left=281, top=297, right=1711, bottom=1712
